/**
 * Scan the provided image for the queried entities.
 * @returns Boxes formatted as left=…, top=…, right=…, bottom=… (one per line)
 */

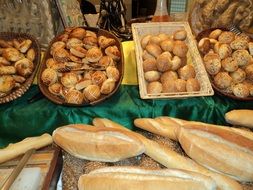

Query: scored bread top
left=52, top=124, right=145, bottom=162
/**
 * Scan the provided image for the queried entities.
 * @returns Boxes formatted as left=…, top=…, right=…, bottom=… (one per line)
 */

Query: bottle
left=151, top=0, right=170, bottom=22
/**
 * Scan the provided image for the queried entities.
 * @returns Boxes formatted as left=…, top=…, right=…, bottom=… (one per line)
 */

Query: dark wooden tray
left=196, top=28, right=253, bottom=101
left=37, top=27, right=124, bottom=106
left=0, top=32, right=41, bottom=104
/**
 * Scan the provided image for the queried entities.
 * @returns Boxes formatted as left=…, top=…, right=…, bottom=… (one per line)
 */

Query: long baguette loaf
left=92, top=118, right=242, bottom=190
left=134, top=116, right=253, bottom=142
left=78, top=166, right=217, bottom=190
left=177, top=124, right=253, bottom=182
left=0, top=133, right=52, bottom=164
left=52, top=124, right=145, bottom=162
left=225, top=109, right=253, bottom=128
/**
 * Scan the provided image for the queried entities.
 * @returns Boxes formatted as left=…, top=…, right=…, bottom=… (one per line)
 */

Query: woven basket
left=37, top=27, right=124, bottom=106
left=131, top=22, right=214, bottom=99
left=0, top=32, right=41, bottom=104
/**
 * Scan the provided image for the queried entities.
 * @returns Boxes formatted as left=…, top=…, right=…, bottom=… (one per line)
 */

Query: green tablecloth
left=0, top=84, right=253, bottom=148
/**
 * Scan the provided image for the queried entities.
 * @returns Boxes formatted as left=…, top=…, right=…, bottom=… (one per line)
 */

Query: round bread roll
left=209, top=29, right=222, bottom=39
left=232, top=83, right=250, bottom=98
left=48, top=82, right=63, bottom=96
left=83, top=36, right=98, bottom=49
left=69, top=28, right=86, bottom=40
left=221, top=57, right=238, bottom=72
left=230, top=68, right=246, bottom=84
left=170, top=56, right=182, bottom=71
left=158, top=33, right=169, bottom=41
left=143, top=58, right=157, bottom=72
left=218, top=31, right=235, bottom=44
left=141, top=35, right=152, bottom=49
left=142, top=50, right=155, bottom=60
left=245, top=64, right=253, bottom=81
left=230, top=39, right=248, bottom=50
left=41, top=68, right=58, bottom=86
left=2, top=47, right=23, bottom=62
left=105, top=46, right=121, bottom=61
left=61, top=72, right=79, bottom=88
left=144, top=71, right=160, bottom=82
left=186, top=78, right=200, bottom=92
left=160, top=39, right=174, bottom=52
left=162, top=80, right=175, bottom=93
left=173, top=41, right=188, bottom=58
left=99, top=56, right=114, bottom=67
left=0, top=75, right=15, bottom=93
left=86, top=47, right=103, bottom=62
left=248, top=42, right=253, bottom=56
left=173, top=30, right=187, bottom=41
left=91, top=71, right=107, bottom=86
left=174, top=79, right=186, bottom=92
left=203, top=53, right=221, bottom=75
left=235, top=33, right=251, bottom=43
left=178, top=65, right=196, bottom=80
left=198, top=38, right=211, bottom=54
left=147, top=81, right=162, bottom=94
left=232, top=50, right=251, bottom=67
left=83, top=84, right=101, bottom=101
left=146, top=44, right=162, bottom=58
left=156, top=52, right=172, bottom=72
left=100, top=78, right=116, bottom=95
left=149, top=36, right=162, bottom=45
left=160, top=71, right=178, bottom=83
left=214, top=72, right=232, bottom=89
left=218, top=44, right=232, bottom=59
left=106, top=66, right=120, bottom=81
left=65, top=89, right=84, bottom=104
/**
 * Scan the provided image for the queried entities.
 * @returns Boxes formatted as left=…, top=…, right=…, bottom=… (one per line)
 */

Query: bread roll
left=177, top=124, right=253, bottom=181
left=92, top=118, right=242, bottom=190
left=225, top=109, right=253, bottom=128
left=78, top=166, right=217, bottom=190
left=147, top=81, right=162, bottom=94
left=0, top=134, right=52, bottom=164
left=52, top=124, right=145, bottom=162
left=173, top=30, right=187, bottom=41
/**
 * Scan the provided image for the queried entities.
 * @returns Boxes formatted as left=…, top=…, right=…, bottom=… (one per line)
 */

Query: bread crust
left=52, top=124, right=145, bottom=162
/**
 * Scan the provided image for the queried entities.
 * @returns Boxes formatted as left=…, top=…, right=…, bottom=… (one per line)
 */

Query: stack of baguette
left=53, top=114, right=253, bottom=190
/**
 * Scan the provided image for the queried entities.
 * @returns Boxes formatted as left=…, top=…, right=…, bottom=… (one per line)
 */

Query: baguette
left=78, top=166, right=217, bottom=190
left=52, top=124, right=145, bottom=162
left=92, top=118, right=242, bottom=190
left=0, top=133, right=52, bottom=164
left=225, top=109, right=253, bottom=128
left=177, top=124, right=253, bottom=181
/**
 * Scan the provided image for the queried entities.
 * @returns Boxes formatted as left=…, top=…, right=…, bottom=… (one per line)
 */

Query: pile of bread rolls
left=140, top=29, right=200, bottom=95
left=0, top=37, right=36, bottom=98
left=41, top=27, right=121, bottom=104
left=198, top=28, right=253, bottom=98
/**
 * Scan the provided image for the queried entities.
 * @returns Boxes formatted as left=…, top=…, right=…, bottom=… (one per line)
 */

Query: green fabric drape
left=0, top=84, right=253, bottom=148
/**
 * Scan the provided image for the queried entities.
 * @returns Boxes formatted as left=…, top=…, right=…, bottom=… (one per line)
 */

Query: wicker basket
left=37, top=27, right=124, bottom=106
left=0, top=32, right=41, bottom=104
left=131, top=22, right=214, bottom=99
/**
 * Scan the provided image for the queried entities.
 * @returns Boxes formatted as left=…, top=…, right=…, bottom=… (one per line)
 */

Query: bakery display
left=189, top=0, right=253, bottom=37
left=132, top=22, right=213, bottom=99
left=0, top=32, right=40, bottom=104
left=37, top=27, right=123, bottom=105
left=197, top=28, right=253, bottom=100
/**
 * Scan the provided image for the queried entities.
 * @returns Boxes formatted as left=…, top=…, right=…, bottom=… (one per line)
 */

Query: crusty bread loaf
left=78, top=166, right=217, bottom=190
left=52, top=124, right=145, bottom=162
left=0, top=133, right=52, bottom=164
left=177, top=124, right=253, bottom=182
left=225, top=109, right=253, bottom=128
left=92, top=118, right=242, bottom=190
